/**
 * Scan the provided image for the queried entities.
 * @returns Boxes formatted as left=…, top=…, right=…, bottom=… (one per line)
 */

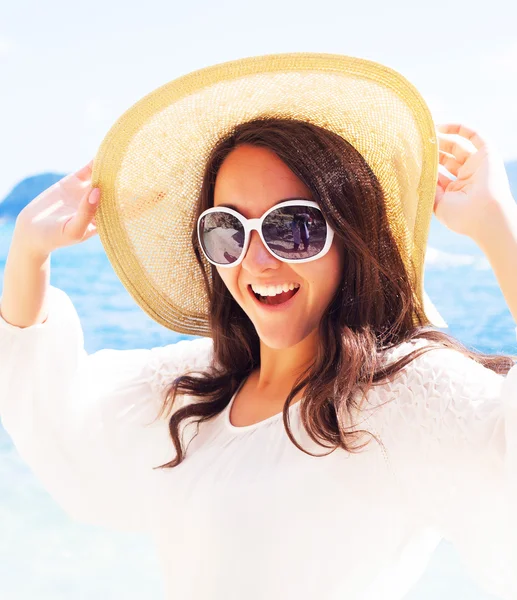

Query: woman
left=1, top=54, right=517, bottom=599
left=291, top=211, right=311, bottom=251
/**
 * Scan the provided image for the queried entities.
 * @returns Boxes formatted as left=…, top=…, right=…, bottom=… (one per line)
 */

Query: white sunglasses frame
left=197, top=199, right=335, bottom=268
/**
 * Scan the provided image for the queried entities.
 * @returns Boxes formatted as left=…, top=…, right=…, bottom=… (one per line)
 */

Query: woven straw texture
left=91, top=52, right=447, bottom=336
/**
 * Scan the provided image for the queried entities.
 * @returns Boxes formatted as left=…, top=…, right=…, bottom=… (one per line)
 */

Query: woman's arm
left=474, top=201, right=517, bottom=325
left=434, top=123, right=516, bottom=324
left=0, top=225, right=51, bottom=327
left=1, top=160, right=100, bottom=328
left=0, top=283, right=214, bottom=532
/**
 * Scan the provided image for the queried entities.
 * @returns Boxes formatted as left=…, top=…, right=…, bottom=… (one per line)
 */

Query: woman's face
left=213, top=144, right=344, bottom=350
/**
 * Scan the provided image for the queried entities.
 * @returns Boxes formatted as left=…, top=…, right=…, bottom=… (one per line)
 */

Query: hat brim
left=91, top=52, right=447, bottom=335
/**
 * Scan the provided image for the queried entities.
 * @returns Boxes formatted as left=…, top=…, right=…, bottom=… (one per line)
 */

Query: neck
left=254, top=329, right=318, bottom=392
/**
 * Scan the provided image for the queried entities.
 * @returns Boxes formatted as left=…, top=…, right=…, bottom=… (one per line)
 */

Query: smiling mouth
left=248, top=285, right=300, bottom=306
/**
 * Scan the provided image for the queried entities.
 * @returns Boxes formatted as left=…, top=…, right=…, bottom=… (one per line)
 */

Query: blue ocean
left=0, top=214, right=513, bottom=600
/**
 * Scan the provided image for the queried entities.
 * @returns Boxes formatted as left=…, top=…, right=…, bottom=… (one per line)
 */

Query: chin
left=253, top=324, right=313, bottom=350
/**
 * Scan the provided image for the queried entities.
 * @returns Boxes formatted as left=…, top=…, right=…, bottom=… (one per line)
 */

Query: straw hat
left=91, top=52, right=448, bottom=336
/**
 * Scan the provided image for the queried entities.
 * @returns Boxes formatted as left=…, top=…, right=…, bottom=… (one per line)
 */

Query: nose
left=240, top=230, right=280, bottom=274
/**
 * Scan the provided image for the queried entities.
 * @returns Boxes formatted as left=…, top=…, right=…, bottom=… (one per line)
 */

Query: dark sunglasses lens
left=199, top=212, right=244, bottom=265
left=262, top=206, right=327, bottom=259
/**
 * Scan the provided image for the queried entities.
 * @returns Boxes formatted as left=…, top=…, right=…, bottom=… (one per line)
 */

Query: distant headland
left=0, top=173, right=66, bottom=222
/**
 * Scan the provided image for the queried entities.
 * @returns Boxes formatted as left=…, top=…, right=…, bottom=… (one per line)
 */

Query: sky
left=1, top=0, right=516, bottom=201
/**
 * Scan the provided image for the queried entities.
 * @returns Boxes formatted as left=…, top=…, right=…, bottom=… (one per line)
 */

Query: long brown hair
left=153, top=117, right=516, bottom=469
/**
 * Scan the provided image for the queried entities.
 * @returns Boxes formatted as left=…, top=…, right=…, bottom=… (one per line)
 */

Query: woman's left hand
left=434, top=123, right=515, bottom=243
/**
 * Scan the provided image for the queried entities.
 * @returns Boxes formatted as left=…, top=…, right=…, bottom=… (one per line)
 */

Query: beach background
left=1, top=0, right=517, bottom=597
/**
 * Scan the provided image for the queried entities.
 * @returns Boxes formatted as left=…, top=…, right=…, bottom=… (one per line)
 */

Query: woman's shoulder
left=362, top=336, right=508, bottom=432
left=379, top=336, right=504, bottom=389
left=377, top=336, right=506, bottom=400
left=152, top=335, right=214, bottom=368
left=145, top=336, right=215, bottom=397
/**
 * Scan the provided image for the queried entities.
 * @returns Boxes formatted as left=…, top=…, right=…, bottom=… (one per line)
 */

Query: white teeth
left=251, top=283, right=300, bottom=297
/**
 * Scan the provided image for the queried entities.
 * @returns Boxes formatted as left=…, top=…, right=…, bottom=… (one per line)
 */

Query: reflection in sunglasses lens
left=199, top=212, right=245, bottom=265
left=263, top=206, right=326, bottom=259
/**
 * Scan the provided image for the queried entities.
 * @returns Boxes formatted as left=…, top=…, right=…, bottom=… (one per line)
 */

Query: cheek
left=328, top=241, right=345, bottom=287
left=333, top=244, right=345, bottom=286
left=304, top=245, right=343, bottom=297
left=215, top=267, right=239, bottom=296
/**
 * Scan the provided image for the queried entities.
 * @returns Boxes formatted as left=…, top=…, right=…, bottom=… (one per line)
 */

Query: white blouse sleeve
left=362, top=331, right=517, bottom=599
left=0, top=285, right=213, bottom=532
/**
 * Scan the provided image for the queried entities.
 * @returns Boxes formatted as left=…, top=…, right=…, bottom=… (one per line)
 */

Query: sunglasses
left=197, top=199, right=335, bottom=267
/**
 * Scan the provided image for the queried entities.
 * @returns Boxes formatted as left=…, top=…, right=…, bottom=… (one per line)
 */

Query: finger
left=74, top=160, right=94, bottom=183
left=437, top=130, right=478, bottom=163
left=434, top=172, right=449, bottom=211
left=64, top=187, right=99, bottom=240
left=438, top=150, right=462, bottom=177
left=83, top=222, right=98, bottom=240
left=436, top=123, right=488, bottom=151
left=437, top=171, right=453, bottom=192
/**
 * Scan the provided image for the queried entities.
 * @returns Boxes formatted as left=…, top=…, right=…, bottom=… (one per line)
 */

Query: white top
left=1, top=285, right=517, bottom=600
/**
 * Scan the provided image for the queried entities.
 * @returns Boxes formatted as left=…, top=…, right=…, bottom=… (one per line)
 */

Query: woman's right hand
left=15, top=160, right=100, bottom=257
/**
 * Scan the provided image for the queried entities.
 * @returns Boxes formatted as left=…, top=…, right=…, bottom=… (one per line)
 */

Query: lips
left=247, top=284, right=300, bottom=308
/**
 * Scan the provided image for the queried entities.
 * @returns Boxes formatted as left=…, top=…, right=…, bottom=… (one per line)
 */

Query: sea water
left=0, top=215, right=511, bottom=600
